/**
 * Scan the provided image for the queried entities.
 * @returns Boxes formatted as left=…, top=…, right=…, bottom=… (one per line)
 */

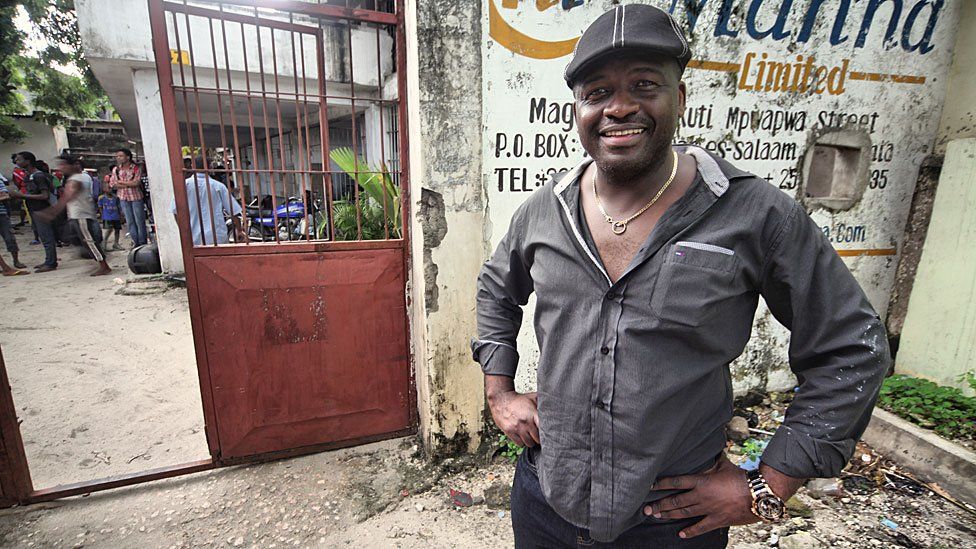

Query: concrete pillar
left=406, top=0, right=487, bottom=456
left=132, top=68, right=184, bottom=273
left=897, top=138, right=976, bottom=393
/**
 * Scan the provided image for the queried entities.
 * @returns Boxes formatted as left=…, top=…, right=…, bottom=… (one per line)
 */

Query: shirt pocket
left=650, top=242, right=738, bottom=327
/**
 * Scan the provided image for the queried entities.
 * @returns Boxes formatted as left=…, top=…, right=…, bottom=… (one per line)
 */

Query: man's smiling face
left=573, top=52, right=686, bottom=181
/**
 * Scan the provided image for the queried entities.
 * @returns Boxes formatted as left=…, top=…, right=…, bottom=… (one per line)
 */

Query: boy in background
left=98, top=187, right=123, bottom=251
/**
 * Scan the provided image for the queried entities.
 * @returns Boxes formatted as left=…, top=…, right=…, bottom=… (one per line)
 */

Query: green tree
left=0, top=0, right=111, bottom=142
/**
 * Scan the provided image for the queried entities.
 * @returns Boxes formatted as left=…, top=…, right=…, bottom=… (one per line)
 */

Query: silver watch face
left=754, top=494, right=785, bottom=520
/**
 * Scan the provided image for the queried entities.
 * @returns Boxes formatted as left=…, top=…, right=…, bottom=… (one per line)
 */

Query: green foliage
left=497, top=434, right=523, bottom=463
left=741, top=438, right=768, bottom=462
left=328, top=147, right=401, bottom=238
left=0, top=0, right=111, bottom=142
left=324, top=198, right=392, bottom=241
left=878, top=374, right=976, bottom=440
left=957, top=370, right=976, bottom=393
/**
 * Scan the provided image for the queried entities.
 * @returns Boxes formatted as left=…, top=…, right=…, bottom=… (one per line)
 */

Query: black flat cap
left=564, top=4, right=692, bottom=88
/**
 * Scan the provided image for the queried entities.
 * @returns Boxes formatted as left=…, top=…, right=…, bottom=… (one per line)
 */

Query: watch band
left=747, top=469, right=786, bottom=521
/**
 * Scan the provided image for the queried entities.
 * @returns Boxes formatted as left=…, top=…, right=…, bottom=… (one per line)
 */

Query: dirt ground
left=0, top=436, right=973, bottom=548
left=0, top=228, right=208, bottom=489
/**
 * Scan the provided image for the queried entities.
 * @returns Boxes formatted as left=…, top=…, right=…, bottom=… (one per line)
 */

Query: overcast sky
left=14, top=5, right=81, bottom=76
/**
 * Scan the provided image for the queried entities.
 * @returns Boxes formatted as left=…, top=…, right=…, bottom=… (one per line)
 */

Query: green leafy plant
left=322, top=198, right=391, bottom=241
left=741, top=438, right=768, bottom=462
left=957, top=370, right=976, bottom=393
left=326, top=147, right=401, bottom=240
left=878, top=375, right=976, bottom=440
left=1, top=1, right=113, bottom=142
left=497, top=434, right=523, bottom=463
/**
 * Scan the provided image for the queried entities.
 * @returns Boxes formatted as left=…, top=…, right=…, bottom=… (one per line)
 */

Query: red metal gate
left=149, top=0, right=415, bottom=461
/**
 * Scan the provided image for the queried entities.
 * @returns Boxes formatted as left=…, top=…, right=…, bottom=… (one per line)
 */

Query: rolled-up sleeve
left=758, top=202, right=891, bottom=479
left=471, top=206, right=534, bottom=378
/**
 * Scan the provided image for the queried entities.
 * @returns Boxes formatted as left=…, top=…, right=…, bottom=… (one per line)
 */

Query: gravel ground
left=0, top=435, right=973, bottom=548
left=0, top=229, right=207, bottom=490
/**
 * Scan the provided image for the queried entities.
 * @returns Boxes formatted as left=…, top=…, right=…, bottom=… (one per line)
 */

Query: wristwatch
left=746, top=469, right=786, bottom=522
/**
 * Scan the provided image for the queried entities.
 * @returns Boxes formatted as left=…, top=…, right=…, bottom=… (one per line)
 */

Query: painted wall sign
left=481, top=0, right=961, bottom=392
left=169, top=49, right=190, bottom=65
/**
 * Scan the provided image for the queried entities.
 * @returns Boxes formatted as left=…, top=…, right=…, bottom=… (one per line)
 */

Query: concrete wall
left=890, top=1, right=975, bottom=344
left=897, top=138, right=976, bottom=394
left=407, top=0, right=487, bottom=455
left=936, top=0, right=976, bottom=152
left=0, top=118, right=67, bottom=174
left=481, top=0, right=961, bottom=396
left=133, top=69, right=183, bottom=273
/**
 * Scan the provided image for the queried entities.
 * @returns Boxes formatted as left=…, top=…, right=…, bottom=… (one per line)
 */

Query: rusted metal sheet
left=193, top=248, right=411, bottom=458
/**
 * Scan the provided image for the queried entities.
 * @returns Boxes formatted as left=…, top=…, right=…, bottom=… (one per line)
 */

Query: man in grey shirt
left=472, top=5, right=889, bottom=547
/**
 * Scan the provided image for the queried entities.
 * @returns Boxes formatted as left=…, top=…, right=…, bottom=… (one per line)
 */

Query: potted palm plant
left=320, top=147, right=401, bottom=241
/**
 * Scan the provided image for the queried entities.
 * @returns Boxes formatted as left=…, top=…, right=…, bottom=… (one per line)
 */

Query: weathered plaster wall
left=935, top=0, right=976, bottom=152
left=480, top=0, right=960, bottom=396
left=885, top=155, right=942, bottom=341
left=897, top=138, right=976, bottom=394
left=0, top=118, right=67, bottom=172
left=407, top=0, right=487, bottom=454
left=132, top=69, right=183, bottom=273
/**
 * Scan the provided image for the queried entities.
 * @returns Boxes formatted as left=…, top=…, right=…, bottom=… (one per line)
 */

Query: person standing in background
left=7, top=152, right=57, bottom=272
left=38, top=160, right=69, bottom=247
left=0, top=173, right=27, bottom=275
left=171, top=157, right=244, bottom=246
left=11, top=155, right=35, bottom=242
left=110, top=147, right=147, bottom=247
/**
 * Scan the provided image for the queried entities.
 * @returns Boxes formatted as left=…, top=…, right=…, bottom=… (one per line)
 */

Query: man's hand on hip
left=644, top=454, right=759, bottom=538
left=485, top=374, right=540, bottom=448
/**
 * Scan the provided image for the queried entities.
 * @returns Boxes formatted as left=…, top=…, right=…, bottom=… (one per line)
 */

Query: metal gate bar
left=163, top=0, right=404, bottom=247
left=25, top=460, right=216, bottom=504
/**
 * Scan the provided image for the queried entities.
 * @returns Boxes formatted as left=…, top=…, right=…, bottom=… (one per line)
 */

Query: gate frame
left=151, top=0, right=416, bottom=463
left=0, top=0, right=417, bottom=506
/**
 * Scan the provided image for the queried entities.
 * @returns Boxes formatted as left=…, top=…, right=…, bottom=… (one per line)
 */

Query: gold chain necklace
left=593, top=150, right=679, bottom=236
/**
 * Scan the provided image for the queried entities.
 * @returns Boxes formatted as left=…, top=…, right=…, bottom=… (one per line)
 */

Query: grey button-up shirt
left=472, top=145, right=890, bottom=542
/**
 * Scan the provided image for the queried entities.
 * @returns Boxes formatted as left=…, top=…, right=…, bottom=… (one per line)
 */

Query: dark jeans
left=0, top=214, right=17, bottom=253
left=512, top=451, right=728, bottom=548
left=33, top=215, right=57, bottom=267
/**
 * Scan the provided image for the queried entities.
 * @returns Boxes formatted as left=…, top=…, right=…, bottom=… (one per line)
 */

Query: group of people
left=0, top=148, right=149, bottom=276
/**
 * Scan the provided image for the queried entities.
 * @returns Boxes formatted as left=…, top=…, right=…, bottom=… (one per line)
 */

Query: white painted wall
left=0, top=118, right=67, bottom=175
left=482, top=0, right=960, bottom=394
left=897, top=138, right=976, bottom=395
left=133, top=69, right=183, bottom=273
left=936, top=0, right=976, bottom=152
